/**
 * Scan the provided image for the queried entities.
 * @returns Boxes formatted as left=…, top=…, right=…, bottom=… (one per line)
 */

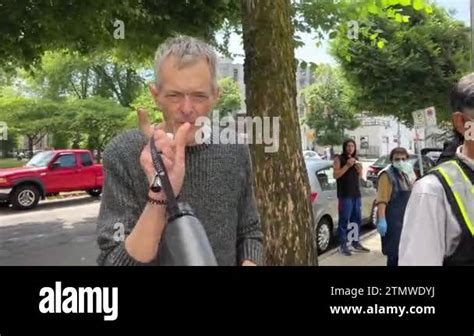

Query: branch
left=93, top=65, right=124, bottom=105
left=69, top=78, right=82, bottom=99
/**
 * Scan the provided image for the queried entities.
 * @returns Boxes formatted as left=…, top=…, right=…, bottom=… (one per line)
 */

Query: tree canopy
left=301, top=65, right=360, bottom=146
left=329, top=4, right=469, bottom=125
left=216, top=77, right=242, bottom=116
left=0, top=0, right=240, bottom=70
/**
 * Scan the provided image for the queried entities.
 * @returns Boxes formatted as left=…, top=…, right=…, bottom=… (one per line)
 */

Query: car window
left=26, top=151, right=55, bottom=167
left=80, top=153, right=93, bottom=167
left=316, top=167, right=337, bottom=191
left=422, top=156, right=434, bottom=172
left=374, top=155, right=390, bottom=166
left=55, top=154, right=77, bottom=168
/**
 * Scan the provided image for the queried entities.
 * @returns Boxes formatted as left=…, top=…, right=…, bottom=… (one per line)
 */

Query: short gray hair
left=154, top=35, right=217, bottom=90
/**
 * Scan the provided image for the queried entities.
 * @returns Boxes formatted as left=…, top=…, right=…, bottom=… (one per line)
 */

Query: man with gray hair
left=399, top=72, right=474, bottom=265
left=96, top=35, right=264, bottom=266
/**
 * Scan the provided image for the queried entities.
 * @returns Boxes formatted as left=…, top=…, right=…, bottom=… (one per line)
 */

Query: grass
left=0, top=158, right=25, bottom=169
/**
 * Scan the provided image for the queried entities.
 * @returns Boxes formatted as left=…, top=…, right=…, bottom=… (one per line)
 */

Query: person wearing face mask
left=399, top=73, right=474, bottom=266
left=375, top=147, right=414, bottom=266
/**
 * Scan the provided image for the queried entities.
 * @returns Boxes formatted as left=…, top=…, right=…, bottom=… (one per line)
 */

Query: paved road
left=0, top=158, right=378, bottom=266
left=0, top=196, right=100, bottom=266
left=319, top=230, right=385, bottom=266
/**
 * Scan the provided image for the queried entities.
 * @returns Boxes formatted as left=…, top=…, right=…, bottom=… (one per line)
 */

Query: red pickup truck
left=0, top=149, right=103, bottom=210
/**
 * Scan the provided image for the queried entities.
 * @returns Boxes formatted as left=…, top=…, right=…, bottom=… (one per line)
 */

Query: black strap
left=149, top=136, right=180, bottom=217
left=431, top=169, right=467, bottom=233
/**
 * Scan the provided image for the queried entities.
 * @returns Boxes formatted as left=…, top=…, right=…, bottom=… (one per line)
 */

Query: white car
left=303, top=150, right=322, bottom=160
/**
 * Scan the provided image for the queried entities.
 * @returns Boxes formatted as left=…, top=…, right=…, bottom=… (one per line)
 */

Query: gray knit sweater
left=96, top=129, right=264, bottom=266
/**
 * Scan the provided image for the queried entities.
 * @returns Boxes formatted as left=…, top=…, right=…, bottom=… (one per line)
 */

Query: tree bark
left=241, top=0, right=317, bottom=265
left=27, top=136, right=34, bottom=157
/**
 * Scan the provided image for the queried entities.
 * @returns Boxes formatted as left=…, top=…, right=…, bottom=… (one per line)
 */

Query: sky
left=221, top=0, right=470, bottom=64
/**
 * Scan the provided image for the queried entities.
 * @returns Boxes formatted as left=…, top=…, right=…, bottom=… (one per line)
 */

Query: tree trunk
left=96, top=148, right=101, bottom=163
left=27, top=136, right=34, bottom=157
left=72, top=132, right=81, bottom=149
left=241, top=0, right=317, bottom=265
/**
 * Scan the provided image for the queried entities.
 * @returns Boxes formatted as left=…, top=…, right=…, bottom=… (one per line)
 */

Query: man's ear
left=149, top=83, right=159, bottom=99
left=149, top=83, right=163, bottom=109
left=453, top=112, right=466, bottom=135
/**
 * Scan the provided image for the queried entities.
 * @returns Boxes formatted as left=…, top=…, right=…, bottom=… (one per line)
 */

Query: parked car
left=421, top=147, right=443, bottom=163
left=306, top=159, right=377, bottom=254
left=366, top=154, right=436, bottom=189
left=0, top=149, right=103, bottom=210
left=303, top=150, right=322, bottom=160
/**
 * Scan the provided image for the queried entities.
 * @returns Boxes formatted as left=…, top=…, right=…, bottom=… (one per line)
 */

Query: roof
left=305, top=159, right=333, bottom=170
left=41, top=149, right=92, bottom=154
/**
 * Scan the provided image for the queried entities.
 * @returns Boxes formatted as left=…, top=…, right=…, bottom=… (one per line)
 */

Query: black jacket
left=436, top=136, right=462, bottom=165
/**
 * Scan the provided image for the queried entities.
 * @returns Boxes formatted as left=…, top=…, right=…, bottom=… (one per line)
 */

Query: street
left=0, top=196, right=100, bottom=266
left=0, top=159, right=377, bottom=266
left=0, top=191, right=380, bottom=266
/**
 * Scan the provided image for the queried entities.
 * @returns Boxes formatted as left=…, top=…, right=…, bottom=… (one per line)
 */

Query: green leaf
left=368, top=3, right=378, bottom=14
left=400, top=0, right=411, bottom=6
left=413, top=0, right=424, bottom=11
left=329, top=30, right=338, bottom=39
left=402, top=15, right=410, bottom=23
left=425, top=5, right=433, bottom=14
left=370, top=33, right=378, bottom=40
left=377, top=40, right=385, bottom=48
left=387, top=8, right=396, bottom=18
left=395, top=13, right=402, bottom=23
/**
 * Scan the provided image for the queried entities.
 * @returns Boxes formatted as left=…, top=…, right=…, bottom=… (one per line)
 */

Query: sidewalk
left=318, top=230, right=386, bottom=266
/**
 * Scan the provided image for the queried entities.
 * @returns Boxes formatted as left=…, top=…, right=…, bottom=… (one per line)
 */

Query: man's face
left=392, top=153, right=408, bottom=163
left=150, top=56, right=219, bottom=144
left=346, top=142, right=355, bottom=156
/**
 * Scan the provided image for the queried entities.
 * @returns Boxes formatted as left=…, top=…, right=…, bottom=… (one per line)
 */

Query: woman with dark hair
left=333, top=139, right=370, bottom=256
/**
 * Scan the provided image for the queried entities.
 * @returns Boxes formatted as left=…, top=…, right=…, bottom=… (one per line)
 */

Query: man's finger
left=161, top=156, right=173, bottom=170
left=138, top=108, right=152, bottom=139
left=154, top=130, right=177, bottom=162
left=175, top=123, right=192, bottom=162
left=160, top=146, right=175, bottom=161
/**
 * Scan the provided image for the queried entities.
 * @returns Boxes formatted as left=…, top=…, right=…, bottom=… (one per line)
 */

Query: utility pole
left=397, top=119, right=401, bottom=146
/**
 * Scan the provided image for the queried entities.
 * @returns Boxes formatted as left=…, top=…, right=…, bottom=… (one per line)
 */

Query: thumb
left=174, top=122, right=192, bottom=162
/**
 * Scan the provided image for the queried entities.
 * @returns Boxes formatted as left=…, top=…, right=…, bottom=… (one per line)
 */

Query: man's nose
left=179, top=95, right=194, bottom=114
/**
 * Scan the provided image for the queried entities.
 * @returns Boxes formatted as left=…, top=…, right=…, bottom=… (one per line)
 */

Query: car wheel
left=11, top=184, right=40, bottom=210
left=87, top=188, right=102, bottom=197
left=316, top=217, right=332, bottom=254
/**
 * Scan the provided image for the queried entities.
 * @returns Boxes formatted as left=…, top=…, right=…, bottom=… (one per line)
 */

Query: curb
left=45, top=191, right=88, bottom=201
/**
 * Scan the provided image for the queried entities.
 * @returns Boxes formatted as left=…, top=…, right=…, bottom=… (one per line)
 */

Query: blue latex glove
left=377, top=218, right=387, bottom=237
